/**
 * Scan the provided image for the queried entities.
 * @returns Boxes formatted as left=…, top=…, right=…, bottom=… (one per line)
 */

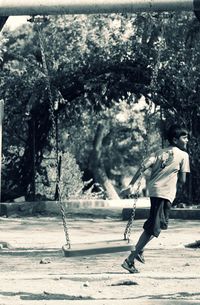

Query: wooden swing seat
left=62, top=239, right=134, bottom=257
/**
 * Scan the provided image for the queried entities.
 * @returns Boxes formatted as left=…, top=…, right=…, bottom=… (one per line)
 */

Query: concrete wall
left=0, top=199, right=200, bottom=219
left=122, top=207, right=200, bottom=220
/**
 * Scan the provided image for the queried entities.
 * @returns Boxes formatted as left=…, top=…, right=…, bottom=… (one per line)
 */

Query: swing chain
left=123, top=103, right=152, bottom=242
left=123, top=173, right=143, bottom=242
left=123, top=16, right=165, bottom=241
left=123, top=160, right=146, bottom=242
left=149, top=14, right=165, bottom=100
left=31, top=17, right=71, bottom=249
left=144, top=100, right=153, bottom=157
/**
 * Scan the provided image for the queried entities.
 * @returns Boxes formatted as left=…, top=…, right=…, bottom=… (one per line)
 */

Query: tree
left=1, top=12, right=200, bottom=202
left=1, top=14, right=152, bottom=200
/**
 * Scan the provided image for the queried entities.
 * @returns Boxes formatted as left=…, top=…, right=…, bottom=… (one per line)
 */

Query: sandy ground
left=0, top=216, right=200, bottom=305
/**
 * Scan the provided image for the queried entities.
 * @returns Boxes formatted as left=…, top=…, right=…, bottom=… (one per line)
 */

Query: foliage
left=149, top=12, right=200, bottom=202
left=60, top=96, right=161, bottom=194
left=1, top=12, right=200, bottom=202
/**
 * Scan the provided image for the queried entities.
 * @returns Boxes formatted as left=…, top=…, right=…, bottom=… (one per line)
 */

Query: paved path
left=0, top=216, right=199, bottom=305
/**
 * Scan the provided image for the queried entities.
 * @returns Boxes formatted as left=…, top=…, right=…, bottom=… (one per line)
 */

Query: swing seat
left=62, top=239, right=134, bottom=257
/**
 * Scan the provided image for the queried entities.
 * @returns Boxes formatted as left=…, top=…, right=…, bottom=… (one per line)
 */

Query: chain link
left=32, top=18, right=71, bottom=248
left=123, top=173, right=143, bottom=241
left=149, top=14, right=165, bottom=100
left=123, top=100, right=152, bottom=241
left=124, top=15, right=164, bottom=242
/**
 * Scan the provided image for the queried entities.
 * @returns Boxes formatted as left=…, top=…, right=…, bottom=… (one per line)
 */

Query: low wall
left=0, top=199, right=200, bottom=219
left=122, top=207, right=200, bottom=220
left=0, top=200, right=121, bottom=218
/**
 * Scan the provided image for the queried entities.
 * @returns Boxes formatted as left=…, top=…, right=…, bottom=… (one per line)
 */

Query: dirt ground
left=0, top=215, right=200, bottom=305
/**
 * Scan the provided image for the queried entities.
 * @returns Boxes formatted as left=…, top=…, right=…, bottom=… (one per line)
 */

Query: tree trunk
left=89, top=123, right=120, bottom=200
left=1, top=99, right=52, bottom=201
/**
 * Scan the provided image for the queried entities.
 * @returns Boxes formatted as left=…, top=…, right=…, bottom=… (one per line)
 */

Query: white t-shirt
left=145, top=146, right=190, bottom=203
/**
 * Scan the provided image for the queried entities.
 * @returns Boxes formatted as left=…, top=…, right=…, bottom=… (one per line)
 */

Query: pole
left=32, top=118, right=36, bottom=201
left=0, top=0, right=199, bottom=16
left=0, top=99, right=4, bottom=203
left=0, top=16, right=8, bottom=31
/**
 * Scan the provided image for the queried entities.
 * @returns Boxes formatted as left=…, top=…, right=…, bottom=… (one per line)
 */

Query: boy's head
left=167, top=124, right=189, bottom=151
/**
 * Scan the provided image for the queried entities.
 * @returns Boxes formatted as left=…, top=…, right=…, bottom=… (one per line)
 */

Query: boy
left=121, top=124, right=190, bottom=273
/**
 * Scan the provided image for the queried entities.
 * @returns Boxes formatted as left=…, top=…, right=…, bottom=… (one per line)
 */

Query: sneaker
left=135, top=251, right=145, bottom=264
left=121, top=259, right=139, bottom=274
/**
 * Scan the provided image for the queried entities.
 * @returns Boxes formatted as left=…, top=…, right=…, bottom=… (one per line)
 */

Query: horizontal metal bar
left=0, top=0, right=198, bottom=16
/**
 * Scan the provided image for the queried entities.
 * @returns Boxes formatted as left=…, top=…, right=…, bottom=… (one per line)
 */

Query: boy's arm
left=129, top=158, right=154, bottom=186
left=176, top=172, right=189, bottom=198
left=178, top=172, right=187, bottom=184
left=120, top=156, right=155, bottom=198
left=178, top=153, right=190, bottom=185
left=128, top=167, right=142, bottom=186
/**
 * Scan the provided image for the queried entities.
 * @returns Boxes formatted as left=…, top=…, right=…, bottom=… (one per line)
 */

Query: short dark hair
left=167, top=124, right=188, bottom=145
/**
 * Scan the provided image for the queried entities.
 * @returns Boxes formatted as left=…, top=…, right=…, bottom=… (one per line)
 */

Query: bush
left=35, top=151, right=84, bottom=200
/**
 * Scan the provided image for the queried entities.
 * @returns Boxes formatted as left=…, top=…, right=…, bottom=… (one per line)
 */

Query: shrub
left=35, top=151, right=84, bottom=200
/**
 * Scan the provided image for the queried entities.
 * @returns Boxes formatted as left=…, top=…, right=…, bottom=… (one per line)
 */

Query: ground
left=0, top=216, right=200, bottom=305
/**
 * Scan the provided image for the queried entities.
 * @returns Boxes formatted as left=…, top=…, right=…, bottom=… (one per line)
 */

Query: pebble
left=40, top=258, right=51, bottom=264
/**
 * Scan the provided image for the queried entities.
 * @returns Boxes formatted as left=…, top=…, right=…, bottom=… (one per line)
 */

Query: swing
left=62, top=239, right=134, bottom=257
left=32, top=15, right=160, bottom=257
left=62, top=187, right=141, bottom=257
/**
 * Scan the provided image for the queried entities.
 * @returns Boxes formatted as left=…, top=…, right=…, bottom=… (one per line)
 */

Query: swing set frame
left=0, top=0, right=199, bottom=257
left=0, top=0, right=200, bottom=16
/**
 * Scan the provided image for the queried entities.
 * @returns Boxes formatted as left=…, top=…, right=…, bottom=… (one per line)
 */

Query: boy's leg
left=127, top=230, right=153, bottom=263
left=127, top=198, right=171, bottom=264
left=123, top=197, right=171, bottom=272
left=121, top=229, right=153, bottom=273
left=121, top=258, right=139, bottom=273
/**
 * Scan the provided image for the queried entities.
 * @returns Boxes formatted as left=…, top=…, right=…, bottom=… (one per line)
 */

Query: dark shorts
left=143, top=197, right=171, bottom=237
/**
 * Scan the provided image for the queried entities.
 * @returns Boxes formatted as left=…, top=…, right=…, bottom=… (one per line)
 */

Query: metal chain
left=33, top=18, right=71, bottom=248
left=123, top=173, right=143, bottom=241
left=123, top=105, right=152, bottom=242
left=123, top=100, right=152, bottom=241
left=149, top=14, right=165, bottom=100
left=124, top=15, right=164, bottom=242
left=144, top=100, right=153, bottom=156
